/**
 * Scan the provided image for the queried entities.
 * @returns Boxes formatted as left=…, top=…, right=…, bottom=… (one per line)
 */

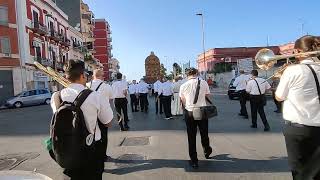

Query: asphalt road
left=0, top=92, right=292, bottom=180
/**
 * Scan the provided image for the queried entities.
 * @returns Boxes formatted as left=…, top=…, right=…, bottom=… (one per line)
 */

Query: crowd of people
left=47, top=35, right=320, bottom=180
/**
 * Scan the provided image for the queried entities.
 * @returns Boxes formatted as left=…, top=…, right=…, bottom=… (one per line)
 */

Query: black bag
left=253, top=79, right=267, bottom=106
left=192, top=79, right=218, bottom=120
left=50, top=89, right=97, bottom=169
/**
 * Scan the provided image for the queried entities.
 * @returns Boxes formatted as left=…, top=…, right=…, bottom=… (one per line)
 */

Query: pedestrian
left=179, top=68, right=213, bottom=169
left=271, top=77, right=282, bottom=113
left=86, top=69, right=114, bottom=160
left=233, top=70, right=250, bottom=119
left=128, top=80, right=139, bottom=112
left=207, top=77, right=213, bottom=91
left=111, top=72, right=130, bottom=131
left=51, top=60, right=113, bottom=180
left=171, top=76, right=184, bottom=116
left=246, top=70, right=271, bottom=131
left=154, top=77, right=164, bottom=114
left=138, top=78, right=149, bottom=113
left=275, top=35, right=320, bottom=180
left=158, top=77, right=174, bottom=120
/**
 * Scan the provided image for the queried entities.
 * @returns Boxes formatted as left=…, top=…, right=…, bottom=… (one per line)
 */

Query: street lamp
left=196, top=13, right=206, bottom=78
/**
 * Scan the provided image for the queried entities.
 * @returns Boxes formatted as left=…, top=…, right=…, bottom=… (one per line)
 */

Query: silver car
left=5, top=89, right=52, bottom=108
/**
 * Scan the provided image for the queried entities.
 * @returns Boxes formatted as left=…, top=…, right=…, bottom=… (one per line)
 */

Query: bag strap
left=95, top=82, right=103, bottom=91
left=306, top=64, right=320, bottom=104
left=73, top=89, right=93, bottom=109
left=193, top=79, right=201, bottom=104
left=253, top=79, right=262, bottom=95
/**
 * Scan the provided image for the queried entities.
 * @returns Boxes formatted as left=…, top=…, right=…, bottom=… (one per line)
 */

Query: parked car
left=5, top=89, right=51, bottom=108
left=228, top=78, right=240, bottom=100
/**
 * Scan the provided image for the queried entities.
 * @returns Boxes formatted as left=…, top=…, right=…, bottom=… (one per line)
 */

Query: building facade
left=0, top=0, right=21, bottom=104
left=197, top=46, right=280, bottom=72
left=68, top=25, right=85, bottom=61
left=93, top=19, right=112, bottom=80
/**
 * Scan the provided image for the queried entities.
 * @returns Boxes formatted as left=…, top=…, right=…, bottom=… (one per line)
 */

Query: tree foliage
left=212, top=62, right=233, bottom=74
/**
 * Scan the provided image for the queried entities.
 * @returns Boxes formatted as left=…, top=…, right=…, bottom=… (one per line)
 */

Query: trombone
left=255, top=48, right=320, bottom=80
left=34, top=62, right=70, bottom=87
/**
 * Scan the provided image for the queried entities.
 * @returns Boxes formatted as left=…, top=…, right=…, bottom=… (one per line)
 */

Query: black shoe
left=243, top=116, right=249, bottom=119
left=264, top=127, right=270, bottom=132
left=120, top=127, right=128, bottom=131
left=205, top=148, right=212, bottom=159
left=274, top=110, right=281, bottom=113
left=250, top=125, right=257, bottom=128
left=124, top=124, right=130, bottom=129
left=160, top=112, right=163, bottom=114
left=238, top=113, right=244, bottom=116
left=189, top=161, right=199, bottom=169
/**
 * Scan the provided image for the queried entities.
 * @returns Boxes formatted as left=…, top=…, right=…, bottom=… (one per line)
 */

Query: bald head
left=93, top=69, right=104, bottom=80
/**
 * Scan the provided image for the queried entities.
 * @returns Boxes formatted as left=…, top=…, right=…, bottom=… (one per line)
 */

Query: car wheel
left=14, top=101, right=23, bottom=108
left=45, top=98, right=51, bottom=105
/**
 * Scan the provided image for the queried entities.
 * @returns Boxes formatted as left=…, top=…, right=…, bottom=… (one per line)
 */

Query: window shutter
left=0, top=37, right=11, bottom=54
left=0, top=6, right=8, bottom=25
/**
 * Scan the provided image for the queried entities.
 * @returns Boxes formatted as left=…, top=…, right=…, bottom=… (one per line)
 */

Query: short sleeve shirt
left=179, top=78, right=210, bottom=111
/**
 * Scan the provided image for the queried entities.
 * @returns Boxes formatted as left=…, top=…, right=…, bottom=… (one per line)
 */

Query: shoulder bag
left=192, top=79, right=218, bottom=120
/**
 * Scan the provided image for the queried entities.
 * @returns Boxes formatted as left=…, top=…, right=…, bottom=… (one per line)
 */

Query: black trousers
left=130, top=94, right=138, bottom=112
left=272, top=91, right=282, bottom=111
left=239, top=90, right=248, bottom=116
left=155, top=92, right=163, bottom=113
left=249, top=95, right=269, bottom=128
left=162, top=95, right=172, bottom=118
left=139, top=93, right=148, bottom=112
left=284, top=123, right=320, bottom=180
left=63, top=140, right=105, bottom=180
left=114, top=98, right=129, bottom=129
left=184, top=110, right=212, bottom=162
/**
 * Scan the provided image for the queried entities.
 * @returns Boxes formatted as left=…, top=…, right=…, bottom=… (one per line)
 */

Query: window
left=0, top=37, right=11, bottom=54
left=39, top=89, right=49, bottom=94
left=0, top=6, right=8, bottom=25
left=29, top=90, right=37, bottom=96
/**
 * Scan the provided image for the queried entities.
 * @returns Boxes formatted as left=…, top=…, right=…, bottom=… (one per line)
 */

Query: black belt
left=284, top=120, right=307, bottom=128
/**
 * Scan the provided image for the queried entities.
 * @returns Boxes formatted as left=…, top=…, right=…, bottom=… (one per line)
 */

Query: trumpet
left=255, top=48, right=320, bottom=79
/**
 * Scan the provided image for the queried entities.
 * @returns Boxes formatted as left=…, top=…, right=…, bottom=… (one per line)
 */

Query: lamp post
left=196, top=13, right=206, bottom=79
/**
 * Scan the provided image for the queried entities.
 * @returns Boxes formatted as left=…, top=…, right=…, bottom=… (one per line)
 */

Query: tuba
left=255, top=48, right=320, bottom=79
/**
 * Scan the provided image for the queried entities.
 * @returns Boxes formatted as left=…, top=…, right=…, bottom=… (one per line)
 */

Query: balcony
left=82, top=13, right=92, bottom=20
left=31, top=22, right=48, bottom=36
left=60, top=37, right=71, bottom=47
left=34, top=57, right=52, bottom=67
left=48, top=30, right=61, bottom=42
left=108, top=37, right=112, bottom=42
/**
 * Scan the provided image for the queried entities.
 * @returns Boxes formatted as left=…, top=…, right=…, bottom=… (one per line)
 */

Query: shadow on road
left=105, top=154, right=288, bottom=175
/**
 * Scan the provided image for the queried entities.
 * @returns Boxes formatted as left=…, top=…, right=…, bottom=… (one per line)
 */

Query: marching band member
left=233, top=70, right=250, bottom=119
left=51, top=60, right=113, bottom=179
left=86, top=69, right=113, bottom=160
left=276, top=35, right=320, bottom=179
left=128, top=80, right=139, bottom=112
left=112, top=72, right=130, bottom=131
left=171, top=76, right=184, bottom=116
left=158, top=77, right=174, bottom=120
left=138, top=78, right=149, bottom=113
left=246, top=70, right=271, bottom=131
left=154, top=77, right=164, bottom=114
left=179, top=68, right=212, bottom=169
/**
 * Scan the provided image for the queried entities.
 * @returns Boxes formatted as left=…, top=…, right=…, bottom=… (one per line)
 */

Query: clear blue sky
left=84, top=0, right=320, bottom=81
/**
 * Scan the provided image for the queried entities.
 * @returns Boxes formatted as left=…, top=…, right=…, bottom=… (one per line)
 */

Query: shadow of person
left=104, top=154, right=289, bottom=175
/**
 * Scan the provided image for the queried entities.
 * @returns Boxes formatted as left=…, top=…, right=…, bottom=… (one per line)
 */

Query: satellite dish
left=0, top=170, right=53, bottom=180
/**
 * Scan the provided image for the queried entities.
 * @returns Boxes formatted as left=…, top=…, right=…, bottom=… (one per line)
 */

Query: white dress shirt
left=128, top=84, right=138, bottom=95
left=153, top=80, right=162, bottom=93
left=112, top=80, right=128, bottom=98
left=246, top=77, right=271, bottom=95
left=233, top=74, right=251, bottom=91
left=276, top=59, right=320, bottom=126
left=50, top=84, right=113, bottom=141
left=138, top=81, right=149, bottom=94
left=87, top=79, right=113, bottom=100
left=159, top=81, right=173, bottom=96
left=179, top=78, right=210, bottom=112
left=173, top=80, right=183, bottom=93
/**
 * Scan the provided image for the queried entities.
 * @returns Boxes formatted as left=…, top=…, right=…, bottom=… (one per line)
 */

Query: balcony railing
left=31, top=22, right=48, bottom=35
left=34, top=57, right=53, bottom=67
left=82, top=13, right=92, bottom=20
left=60, top=36, right=71, bottom=46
